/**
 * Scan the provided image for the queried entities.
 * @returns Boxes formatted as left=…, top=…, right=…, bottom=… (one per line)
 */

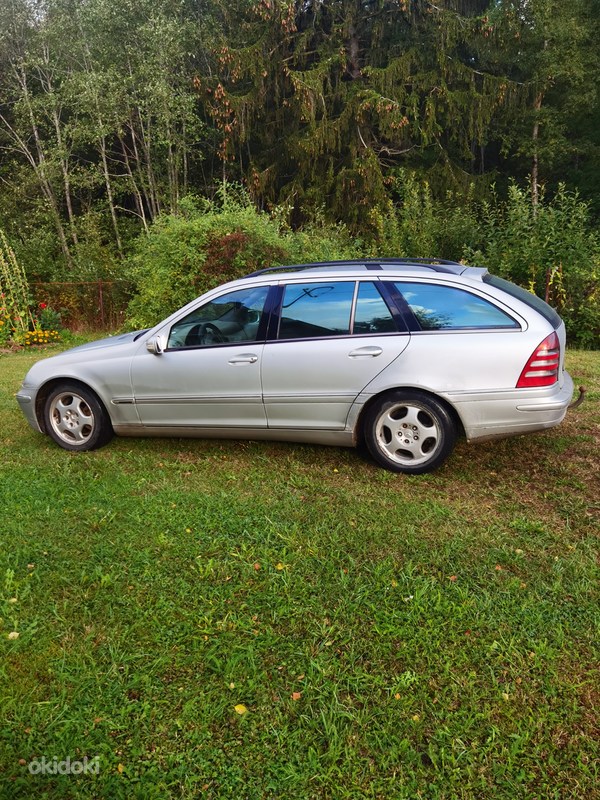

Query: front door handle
left=228, top=353, right=259, bottom=364
left=348, top=346, right=383, bottom=358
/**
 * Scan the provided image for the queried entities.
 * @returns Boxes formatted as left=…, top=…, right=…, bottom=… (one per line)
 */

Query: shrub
left=466, top=183, right=600, bottom=348
left=125, top=190, right=356, bottom=329
left=368, top=172, right=483, bottom=261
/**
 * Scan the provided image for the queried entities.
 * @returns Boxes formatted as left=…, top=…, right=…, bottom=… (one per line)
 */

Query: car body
left=16, top=259, right=576, bottom=473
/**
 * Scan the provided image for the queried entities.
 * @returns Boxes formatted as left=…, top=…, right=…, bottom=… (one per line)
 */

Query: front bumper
left=16, top=389, right=43, bottom=433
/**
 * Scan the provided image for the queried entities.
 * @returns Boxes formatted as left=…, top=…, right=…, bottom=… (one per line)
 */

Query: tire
left=44, top=383, right=114, bottom=451
left=363, top=391, right=456, bottom=474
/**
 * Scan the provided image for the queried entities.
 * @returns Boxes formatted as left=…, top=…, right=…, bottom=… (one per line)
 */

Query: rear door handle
left=228, top=353, right=259, bottom=364
left=348, top=346, right=383, bottom=358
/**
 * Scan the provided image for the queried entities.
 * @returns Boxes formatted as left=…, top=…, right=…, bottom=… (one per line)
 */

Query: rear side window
left=483, top=274, right=562, bottom=329
left=394, top=282, right=520, bottom=330
left=278, top=282, right=354, bottom=339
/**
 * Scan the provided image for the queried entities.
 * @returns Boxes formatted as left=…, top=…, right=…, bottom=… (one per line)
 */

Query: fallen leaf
left=117, top=763, right=125, bottom=774
left=448, top=575, right=457, bottom=582
left=291, top=692, right=302, bottom=701
left=234, top=704, right=248, bottom=715
left=253, top=563, right=261, bottom=571
left=7, top=631, right=19, bottom=640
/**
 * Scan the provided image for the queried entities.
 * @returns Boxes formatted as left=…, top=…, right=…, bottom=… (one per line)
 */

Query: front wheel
left=363, top=391, right=456, bottom=474
left=44, top=383, right=113, bottom=451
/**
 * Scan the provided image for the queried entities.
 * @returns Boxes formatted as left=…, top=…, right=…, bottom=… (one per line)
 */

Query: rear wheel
left=44, top=383, right=113, bottom=451
left=363, top=391, right=456, bottom=474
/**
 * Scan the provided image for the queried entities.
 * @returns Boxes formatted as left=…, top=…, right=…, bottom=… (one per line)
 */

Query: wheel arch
left=35, top=378, right=112, bottom=435
left=354, top=387, right=465, bottom=447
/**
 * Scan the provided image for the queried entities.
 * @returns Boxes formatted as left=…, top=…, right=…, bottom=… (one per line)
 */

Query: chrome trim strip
left=134, top=395, right=262, bottom=404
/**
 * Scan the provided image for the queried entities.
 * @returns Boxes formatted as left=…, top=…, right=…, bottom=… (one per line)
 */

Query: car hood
left=61, top=330, right=147, bottom=354
left=20, top=330, right=148, bottom=386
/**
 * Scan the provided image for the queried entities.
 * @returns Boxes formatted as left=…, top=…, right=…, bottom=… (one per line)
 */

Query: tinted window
left=353, top=282, right=397, bottom=333
left=394, top=282, right=519, bottom=330
left=483, top=274, right=561, bottom=329
left=278, top=282, right=354, bottom=339
left=168, top=286, right=269, bottom=348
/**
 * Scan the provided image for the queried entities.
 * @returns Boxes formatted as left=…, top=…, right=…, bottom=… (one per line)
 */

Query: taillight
left=516, top=332, right=560, bottom=388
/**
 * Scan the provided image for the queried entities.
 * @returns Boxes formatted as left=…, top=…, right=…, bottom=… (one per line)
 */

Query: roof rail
left=244, top=258, right=465, bottom=278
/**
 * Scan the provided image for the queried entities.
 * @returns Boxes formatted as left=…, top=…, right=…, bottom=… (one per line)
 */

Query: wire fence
left=31, top=280, right=134, bottom=330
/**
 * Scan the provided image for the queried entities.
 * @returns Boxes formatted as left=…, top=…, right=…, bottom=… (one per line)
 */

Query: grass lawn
left=0, top=344, right=598, bottom=799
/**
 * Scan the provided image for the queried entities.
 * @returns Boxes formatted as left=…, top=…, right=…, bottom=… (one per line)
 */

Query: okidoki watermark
left=27, top=755, right=100, bottom=775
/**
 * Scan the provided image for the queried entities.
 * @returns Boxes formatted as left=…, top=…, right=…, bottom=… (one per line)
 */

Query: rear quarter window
left=393, top=282, right=520, bottom=330
left=482, top=274, right=562, bottom=329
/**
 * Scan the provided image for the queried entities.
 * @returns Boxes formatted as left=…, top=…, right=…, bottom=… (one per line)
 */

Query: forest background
left=0, top=0, right=599, bottom=346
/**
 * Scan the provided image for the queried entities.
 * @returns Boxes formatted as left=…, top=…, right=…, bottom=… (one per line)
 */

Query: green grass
left=0, top=345, right=598, bottom=799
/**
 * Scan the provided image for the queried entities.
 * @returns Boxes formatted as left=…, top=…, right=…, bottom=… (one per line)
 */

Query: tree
left=200, top=0, right=524, bottom=231
left=481, top=0, right=596, bottom=211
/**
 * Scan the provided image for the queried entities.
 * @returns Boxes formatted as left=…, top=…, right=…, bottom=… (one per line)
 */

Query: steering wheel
left=201, top=323, right=226, bottom=344
left=184, top=322, right=227, bottom=346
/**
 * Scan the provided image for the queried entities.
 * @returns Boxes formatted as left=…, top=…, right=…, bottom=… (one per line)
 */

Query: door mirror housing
left=146, top=335, right=165, bottom=355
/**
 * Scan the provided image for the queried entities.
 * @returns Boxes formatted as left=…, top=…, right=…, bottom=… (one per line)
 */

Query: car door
left=130, top=285, right=270, bottom=429
left=261, top=280, right=410, bottom=429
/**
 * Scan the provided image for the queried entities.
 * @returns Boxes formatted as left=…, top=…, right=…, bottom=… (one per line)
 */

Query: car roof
left=243, top=258, right=482, bottom=279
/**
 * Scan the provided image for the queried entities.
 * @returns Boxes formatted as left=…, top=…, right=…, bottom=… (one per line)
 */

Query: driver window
left=167, top=286, right=269, bottom=349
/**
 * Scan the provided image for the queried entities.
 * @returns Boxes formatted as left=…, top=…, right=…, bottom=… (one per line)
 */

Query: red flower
left=39, top=302, right=47, bottom=309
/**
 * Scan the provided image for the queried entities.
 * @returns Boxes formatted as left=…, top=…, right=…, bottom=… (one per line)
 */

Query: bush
left=466, top=183, right=600, bottom=348
left=125, top=190, right=356, bottom=329
left=368, top=172, right=483, bottom=261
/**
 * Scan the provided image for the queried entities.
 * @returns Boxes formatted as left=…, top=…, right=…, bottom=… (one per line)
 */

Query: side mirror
left=146, top=335, right=165, bottom=355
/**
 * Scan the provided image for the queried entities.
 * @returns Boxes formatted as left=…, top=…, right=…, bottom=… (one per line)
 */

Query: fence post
left=98, top=279, right=105, bottom=328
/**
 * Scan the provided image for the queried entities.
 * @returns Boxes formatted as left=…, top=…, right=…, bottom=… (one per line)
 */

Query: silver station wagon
left=16, top=259, right=578, bottom=474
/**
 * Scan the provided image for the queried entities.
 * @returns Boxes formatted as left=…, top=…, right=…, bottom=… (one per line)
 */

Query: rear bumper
left=447, top=372, right=575, bottom=442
